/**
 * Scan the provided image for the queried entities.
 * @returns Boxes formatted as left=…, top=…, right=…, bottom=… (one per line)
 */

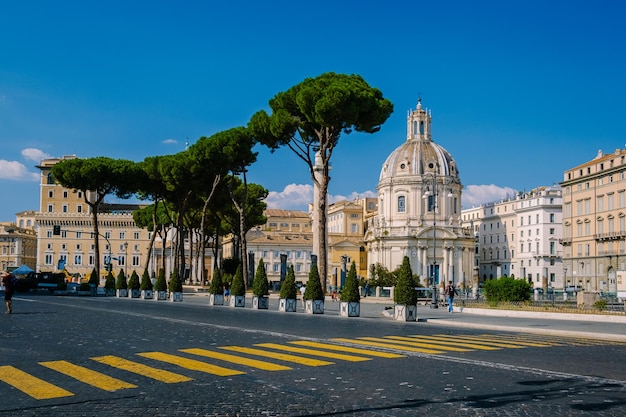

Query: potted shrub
left=393, top=256, right=417, bottom=321
left=88, top=267, right=99, bottom=296
left=278, top=265, right=298, bottom=312
left=168, top=269, right=183, bottom=302
left=116, top=270, right=128, bottom=298
left=104, top=271, right=116, bottom=296
left=154, top=269, right=168, bottom=300
left=229, top=264, right=246, bottom=307
left=251, top=259, right=269, bottom=309
left=140, top=269, right=153, bottom=299
left=303, top=263, right=324, bottom=314
left=340, top=261, right=360, bottom=317
left=128, top=270, right=141, bottom=298
left=208, top=269, right=224, bottom=306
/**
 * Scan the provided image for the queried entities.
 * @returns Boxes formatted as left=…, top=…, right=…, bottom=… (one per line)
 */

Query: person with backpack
left=2, top=272, right=16, bottom=314
left=444, top=280, right=458, bottom=313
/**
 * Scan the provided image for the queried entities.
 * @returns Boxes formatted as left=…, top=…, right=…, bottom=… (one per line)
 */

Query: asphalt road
left=1, top=293, right=625, bottom=416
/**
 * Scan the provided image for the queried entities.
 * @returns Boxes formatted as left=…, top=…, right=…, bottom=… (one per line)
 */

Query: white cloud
left=265, top=183, right=313, bottom=211
left=266, top=183, right=518, bottom=212
left=163, top=139, right=178, bottom=145
left=21, top=148, right=52, bottom=162
left=461, top=184, right=518, bottom=208
left=0, top=160, right=39, bottom=181
left=329, top=190, right=377, bottom=204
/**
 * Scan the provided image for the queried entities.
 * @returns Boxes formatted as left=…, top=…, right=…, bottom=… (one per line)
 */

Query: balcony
left=594, top=231, right=626, bottom=242
left=532, top=251, right=562, bottom=259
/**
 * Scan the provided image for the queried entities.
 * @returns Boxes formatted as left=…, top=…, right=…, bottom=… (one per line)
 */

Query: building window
left=48, top=204, right=53, bottom=212
left=397, top=196, right=406, bottom=213
left=74, top=255, right=82, bottom=265
left=45, top=254, right=53, bottom=265
left=550, top=214, right=555, bottom=223
left=132, top=255, right=140, bottom=267
left=273, top=264, right=280, bottom=273
left=63, top=190, right=68, bottom=198
left=134, top=232, right=140, bottom=239
left=351, top=224, right=358, bottom=233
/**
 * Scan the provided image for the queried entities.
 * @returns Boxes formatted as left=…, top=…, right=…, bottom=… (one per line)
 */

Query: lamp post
left=124, top=241, right=128, bottom=277
left=424, top=172, right=439, bottom=309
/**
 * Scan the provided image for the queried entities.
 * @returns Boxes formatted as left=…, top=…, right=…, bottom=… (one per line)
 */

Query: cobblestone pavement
left=0, top=294, right=624, bottom=416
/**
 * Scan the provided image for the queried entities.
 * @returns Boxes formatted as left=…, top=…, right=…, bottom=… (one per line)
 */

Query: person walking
left=2, top=272, right=16, bottom=314
left=444, top=280, right=457, bottom=313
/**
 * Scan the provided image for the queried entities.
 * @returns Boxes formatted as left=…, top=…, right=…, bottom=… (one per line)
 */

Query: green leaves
left=394, top=256, right=417, bottom=305
left=252, top=259, right=269, bottom=297
left=340, top=262, right=360, bottom=303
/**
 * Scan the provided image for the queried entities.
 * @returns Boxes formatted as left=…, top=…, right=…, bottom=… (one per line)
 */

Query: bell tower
left=406, top=98, right=432, bottom=143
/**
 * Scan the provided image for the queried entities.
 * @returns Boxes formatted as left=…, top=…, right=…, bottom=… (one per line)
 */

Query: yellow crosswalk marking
left=137, top=352, right=244, bottom=377
left=179, top=348, right=292, bottom=371
left=91, top=355, right=193, bottom=383
left=39, top=361, right=136, bottom=391
left=399, top=336, right=504, bottom=350
left=377, top=336, right=481, bottom=352
left=330, top=338, right=444, bottom=354
left=219, top=346, right=334, bottom=366
left=449, top=334, right=557, bottom=347
left=289, top=341, right=405, bottom=358
left=255, top=343, right=372, bottom=362
left=0, top=365, right=74, bottom=400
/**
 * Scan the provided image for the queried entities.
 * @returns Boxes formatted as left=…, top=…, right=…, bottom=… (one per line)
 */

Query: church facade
left=364, top=100, right=475, bottom=289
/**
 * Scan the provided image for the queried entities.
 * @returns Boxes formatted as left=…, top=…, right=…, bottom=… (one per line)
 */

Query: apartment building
left=461, top=185, right=563, bottom=289
left=34, top=156, right=153, bottom=282
left=560, top=148, right=626, bottom=293
left=327, top=197, right=377, bottom=290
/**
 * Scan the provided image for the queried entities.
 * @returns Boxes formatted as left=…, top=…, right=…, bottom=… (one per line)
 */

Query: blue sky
left=1, top=0, right=625, bottom=221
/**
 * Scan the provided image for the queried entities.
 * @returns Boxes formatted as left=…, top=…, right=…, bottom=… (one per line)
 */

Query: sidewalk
left=183, top=288, right=626, bottom=342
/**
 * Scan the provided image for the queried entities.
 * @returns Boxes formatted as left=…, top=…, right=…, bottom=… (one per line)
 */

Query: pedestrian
left=2, top=272, right=16, bottom=314
left=364, top=282, right=369, bottom=298
left=224, top=282, right=230, bottom=302
left=300, top=285, right=306, bottom=299
left=444, top=280, right=457, bottom=313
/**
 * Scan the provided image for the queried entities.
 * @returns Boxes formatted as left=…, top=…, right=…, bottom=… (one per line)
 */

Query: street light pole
left=124, top=241, right=128, bottom=277
left=424, top=171, right=439, bottom=309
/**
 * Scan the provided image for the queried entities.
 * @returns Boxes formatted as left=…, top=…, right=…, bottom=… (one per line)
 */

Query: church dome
left=378, top=99, right=460, bottom=186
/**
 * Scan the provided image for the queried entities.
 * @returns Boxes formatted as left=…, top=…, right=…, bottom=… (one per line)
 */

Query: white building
left=461, top=185, right=564, bottom=290
left=365, top=99, right=475, bottom=289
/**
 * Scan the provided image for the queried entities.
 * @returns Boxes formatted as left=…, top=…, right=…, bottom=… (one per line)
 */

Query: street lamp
left=124, top=241, right=128, bottom=277
left=423, top=165, right=453, bottom=309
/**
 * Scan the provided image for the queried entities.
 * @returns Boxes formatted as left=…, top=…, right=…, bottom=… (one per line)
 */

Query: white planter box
left=340, top=301, right=360, bottom=317
left=252, top=296, right=269, bottom=309
left=170, top=292, right=183, bottom=302
left=305, top=299, right=324, bottom=314
left=279, top=298, right=297, bottom=312
left=129, top=289, right=141, bottom=298
left=394, top=304, right=417, bottom=321
left=116, top=289, right=128, bottom=298
left=141, top=289, right=153, bottom=300
left=155, top=290, right=168, bottom=300
left=209, top=293, right=224, bottom=306
left=230, top=295, right=245, bottom=308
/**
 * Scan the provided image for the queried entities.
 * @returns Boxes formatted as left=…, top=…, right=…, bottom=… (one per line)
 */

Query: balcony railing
left=594, top=231, right=626, bottom=241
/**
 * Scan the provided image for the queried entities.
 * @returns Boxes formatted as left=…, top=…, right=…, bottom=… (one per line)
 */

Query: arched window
left=397, top=196, right=406, bottom=213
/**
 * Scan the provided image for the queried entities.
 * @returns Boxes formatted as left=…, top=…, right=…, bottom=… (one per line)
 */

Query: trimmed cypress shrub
left=140, top=269, right=153, bottom=291
left=128, top=270, right=140, bottom=290
left=303, top=263, right=324, bottom=301
left=209, top=269, right=224, bottom=295
left=230, top=264, right=245, bottom=296
left=116, top=269, right=128, bottom=290
left=168, top=269, right=182, bottom=293
left=154, top=269, right=167, bottom=292
left=279, top=265, right=297, bottom=299
left=104, top=271, right=116, bottom=291
left=88, top=268, right=99, bottom=287
left=252, top=259, right=269, bottom=297
left=394, top=256, right=417, bottom=305
left=340, top=261, right=360, bottom=303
